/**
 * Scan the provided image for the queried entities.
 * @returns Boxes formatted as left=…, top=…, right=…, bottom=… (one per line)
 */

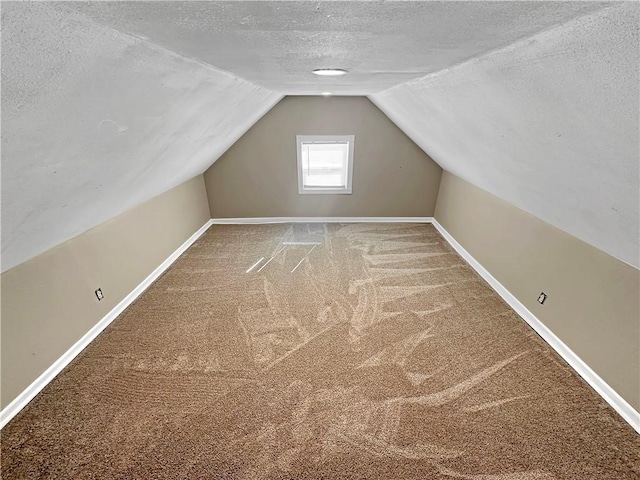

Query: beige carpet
left=2, top=223, right=638, bottom=479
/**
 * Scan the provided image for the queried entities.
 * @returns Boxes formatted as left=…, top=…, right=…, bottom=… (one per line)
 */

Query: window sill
left=298, top=188, right=352, bottom=195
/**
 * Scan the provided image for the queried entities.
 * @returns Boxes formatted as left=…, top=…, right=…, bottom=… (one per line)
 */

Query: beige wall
left=435, top=172, right=640, bottom=410
left=204, top=96, right=442, bottom=218
left=1, top=175, right=211, bottom=408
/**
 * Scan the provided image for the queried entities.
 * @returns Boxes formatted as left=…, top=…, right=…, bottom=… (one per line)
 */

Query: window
left=296, top=135, right=354, bottom=194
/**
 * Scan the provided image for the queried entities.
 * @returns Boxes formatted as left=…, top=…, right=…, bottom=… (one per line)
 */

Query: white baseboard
left=211, top=216, right=433, bottom=224
left=0, top=220, right=214, bottom=430
left=431, top=219, right=640, bottom=434
left=4, top=217, right=638, bottom=434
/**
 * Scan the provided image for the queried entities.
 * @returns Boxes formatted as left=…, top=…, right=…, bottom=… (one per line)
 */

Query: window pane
left=302, top=142, right=349, bottom=188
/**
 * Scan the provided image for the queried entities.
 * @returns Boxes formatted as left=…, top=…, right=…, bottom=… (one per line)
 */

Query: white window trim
left=296, top=135, right=355, bottom=195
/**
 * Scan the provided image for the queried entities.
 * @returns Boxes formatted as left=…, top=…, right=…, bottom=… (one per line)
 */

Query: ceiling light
left=321, top=92, right=332, bottom=96
left=313, top=69, right=348, bottom=76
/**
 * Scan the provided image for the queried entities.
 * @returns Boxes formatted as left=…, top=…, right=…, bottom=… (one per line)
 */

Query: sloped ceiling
left=70, top=1, right=605, bottom=95
left=2, top=1, right=636, bottom=273
left=371, top=3, right=639, bottom=268
left=1, top=2, right=282, bottom=272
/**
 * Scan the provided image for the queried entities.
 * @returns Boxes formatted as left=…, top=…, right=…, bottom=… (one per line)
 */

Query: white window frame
left=296, top=135, right=355, bottom=195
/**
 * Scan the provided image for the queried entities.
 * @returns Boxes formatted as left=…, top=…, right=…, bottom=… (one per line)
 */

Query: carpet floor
left=1, top=223, right=638, bottom=479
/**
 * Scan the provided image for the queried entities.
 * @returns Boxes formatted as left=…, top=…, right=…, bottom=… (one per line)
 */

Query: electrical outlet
left=537, top=292, right=547, bottom=305
left=95, top=288, right=104, bottom=301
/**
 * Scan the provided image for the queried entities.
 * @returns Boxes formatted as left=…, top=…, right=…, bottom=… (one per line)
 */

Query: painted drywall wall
left=1, top=176, right=211, bottom=409
left=435, top=172, right=640, bottom=410
left=372, top=3, right=640, bottom=268
left=1, top=2, right=281, bottom=272
left=204, top=96, right=442, bottom=218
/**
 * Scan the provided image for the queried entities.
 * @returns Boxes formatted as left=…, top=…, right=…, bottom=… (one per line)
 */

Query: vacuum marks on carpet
left=2, top=223, right=638, bottom=479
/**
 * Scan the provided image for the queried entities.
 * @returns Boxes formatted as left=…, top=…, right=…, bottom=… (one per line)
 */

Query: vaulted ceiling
left=2, top=1, right=638, bottom=271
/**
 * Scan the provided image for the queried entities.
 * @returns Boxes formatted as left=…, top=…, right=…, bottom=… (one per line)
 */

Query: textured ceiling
left=372, top=2, right=639, bottom=268
left=2, top=1, right=637, bottom=273
left=70, top=1, right=606, bottom=95
left=1, top=2, right=281, bottom=272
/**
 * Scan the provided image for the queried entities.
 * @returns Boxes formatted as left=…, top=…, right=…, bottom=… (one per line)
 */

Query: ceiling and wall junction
left=1, top=1, right=637, bottom=271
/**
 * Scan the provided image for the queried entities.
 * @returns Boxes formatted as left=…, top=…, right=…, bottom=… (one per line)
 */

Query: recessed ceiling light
left=321, top=92, right=332, bottom=96
left=313, top=69, right=348, bottom=76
